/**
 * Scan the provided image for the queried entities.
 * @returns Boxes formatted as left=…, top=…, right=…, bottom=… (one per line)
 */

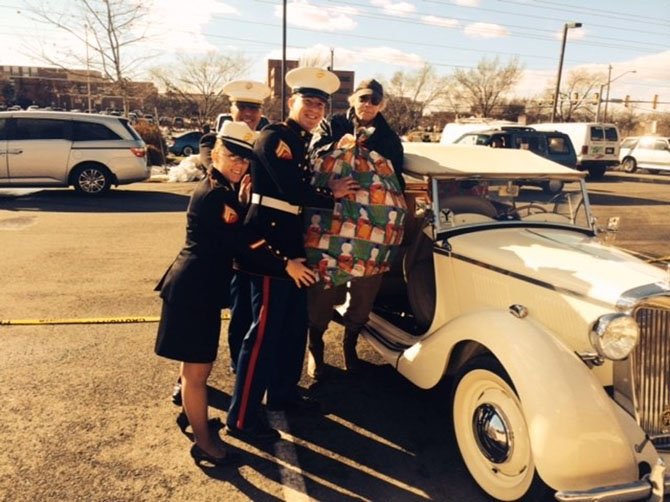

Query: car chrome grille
left=632, top=304, right=670, bottom=449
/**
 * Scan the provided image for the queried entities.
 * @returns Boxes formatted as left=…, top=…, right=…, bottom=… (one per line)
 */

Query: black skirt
left=154, top=300, right=222, bottom=364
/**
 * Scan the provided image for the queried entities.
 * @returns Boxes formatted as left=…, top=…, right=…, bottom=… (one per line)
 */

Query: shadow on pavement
left=587, top=191, right=669, bottom=207
left=202, top=364, right=487, bottom=502
left=0, top=188, right=189, bottom=213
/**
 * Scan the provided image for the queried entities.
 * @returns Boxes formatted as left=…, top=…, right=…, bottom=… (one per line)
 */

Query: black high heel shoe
left=190, top=443, right=229, bottom=467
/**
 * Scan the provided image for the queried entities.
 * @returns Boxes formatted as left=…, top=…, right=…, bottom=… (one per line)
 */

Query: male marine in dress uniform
left=225, top=68, right=358, bottom=441
left=221, top=80, right=272, bottom=373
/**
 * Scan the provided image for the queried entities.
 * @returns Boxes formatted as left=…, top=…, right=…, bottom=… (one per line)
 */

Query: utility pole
left=85, top=23, right=92, bottom=112
left=329, top=47, right=334, bottom=116
left=281, top=0, right=287, bottom=121
left=603, top=64, right=612, bottom=122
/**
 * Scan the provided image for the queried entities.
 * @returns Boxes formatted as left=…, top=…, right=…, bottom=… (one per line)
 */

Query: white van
left=0, top=111, right=149, bottom=195
left=532, top=122, right=620, bottom=179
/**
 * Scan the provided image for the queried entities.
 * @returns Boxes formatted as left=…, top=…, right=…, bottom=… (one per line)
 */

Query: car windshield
left=431, top=177, right=591, bottom=234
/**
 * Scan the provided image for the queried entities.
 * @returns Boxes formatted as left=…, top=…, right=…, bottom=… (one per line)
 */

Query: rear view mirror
left=499, top=182, right=520, bottom=197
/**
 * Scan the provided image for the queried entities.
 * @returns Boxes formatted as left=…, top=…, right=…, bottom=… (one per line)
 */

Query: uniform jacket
left=156, top=168, right=286, bottom=307
left=312, top=108, right=405, bottom=191
left=244, top=119, right=335, bottom=277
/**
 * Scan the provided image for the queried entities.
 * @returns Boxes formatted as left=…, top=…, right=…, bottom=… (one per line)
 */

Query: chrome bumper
left=555, top=460, right=667, bottom=501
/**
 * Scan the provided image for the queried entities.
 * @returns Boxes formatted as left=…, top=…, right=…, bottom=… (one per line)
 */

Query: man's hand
left=329, top=176, right=359, bottom=199
left=285, top=258, right=317, bottom=288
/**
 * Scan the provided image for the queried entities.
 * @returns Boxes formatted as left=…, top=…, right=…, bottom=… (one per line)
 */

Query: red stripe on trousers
left=236, top=275, right=271, bottom=430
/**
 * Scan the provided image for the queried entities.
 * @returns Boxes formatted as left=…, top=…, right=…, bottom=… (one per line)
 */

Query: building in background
left=0, top=65, right=157, bottom=112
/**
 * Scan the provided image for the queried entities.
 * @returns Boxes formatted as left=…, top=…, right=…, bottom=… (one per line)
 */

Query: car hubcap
left=453, top=368, right=534, bottom=499
left=79, top=170, right=105, bottom=193
left=473, top=403, right=511, bottom=463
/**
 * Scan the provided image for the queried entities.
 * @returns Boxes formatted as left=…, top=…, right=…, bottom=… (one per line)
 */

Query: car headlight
left=589, top=313, right=639, bottom=360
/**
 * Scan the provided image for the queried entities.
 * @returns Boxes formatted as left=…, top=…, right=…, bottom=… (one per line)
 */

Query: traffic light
left=624, top=95, right=630, bottom=108
left=592, top=93, right=599, bottom=105
left=652, top=94, right=659, bottom=110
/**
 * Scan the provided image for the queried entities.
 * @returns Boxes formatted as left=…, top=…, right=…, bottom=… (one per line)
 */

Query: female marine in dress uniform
left=155, top=121, right=314, bottom=465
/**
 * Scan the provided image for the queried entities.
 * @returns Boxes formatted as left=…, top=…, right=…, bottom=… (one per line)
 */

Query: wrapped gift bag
left=305, top=131, right=407, bottom=288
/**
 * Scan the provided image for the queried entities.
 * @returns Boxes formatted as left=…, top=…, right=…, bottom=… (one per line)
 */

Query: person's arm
left=255, top=128, right=351, bottom=209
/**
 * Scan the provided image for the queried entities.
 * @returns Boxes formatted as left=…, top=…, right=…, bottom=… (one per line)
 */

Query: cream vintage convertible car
left=363, top=143, right=670, bottom=501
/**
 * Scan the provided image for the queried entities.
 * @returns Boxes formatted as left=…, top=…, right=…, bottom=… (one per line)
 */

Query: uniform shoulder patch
left=275, top=140, right=293, bottom=160
left=221, top=204, right=239, bottom=224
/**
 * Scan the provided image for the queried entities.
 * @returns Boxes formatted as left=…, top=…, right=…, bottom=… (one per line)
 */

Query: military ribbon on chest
left=275, top=140, right=293, bottom=160
left=222, top=204, right=239, bottom=224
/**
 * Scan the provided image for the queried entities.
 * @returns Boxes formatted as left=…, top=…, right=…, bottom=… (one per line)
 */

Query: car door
left=0, top=118, right=7, bottom=181
left=7, top=117, right=72, bottom=184
left=648, top=138, right=670, bottom=171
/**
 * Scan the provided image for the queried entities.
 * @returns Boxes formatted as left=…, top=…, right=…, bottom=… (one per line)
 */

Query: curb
left=605, top=170, right=670, bottom=185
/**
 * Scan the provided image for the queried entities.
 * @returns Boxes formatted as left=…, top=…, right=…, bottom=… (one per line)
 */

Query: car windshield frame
left=424, top=173, right=594, bottom=237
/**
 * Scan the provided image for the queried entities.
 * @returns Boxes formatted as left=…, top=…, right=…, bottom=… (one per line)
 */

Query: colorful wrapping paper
left=305, top=132, right=407, bottom=288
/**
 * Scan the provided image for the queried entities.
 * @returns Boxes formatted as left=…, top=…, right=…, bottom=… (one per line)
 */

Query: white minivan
left=0, top=111, right=149, bottom=195
left=532, top=122, right=620, bottom=179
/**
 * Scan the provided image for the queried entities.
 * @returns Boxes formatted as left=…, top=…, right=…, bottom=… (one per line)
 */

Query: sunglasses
left=358, top=94, right=382, bottom=106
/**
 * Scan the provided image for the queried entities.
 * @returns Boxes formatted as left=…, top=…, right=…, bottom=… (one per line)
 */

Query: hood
left=450, top=227, right=668, bottom=307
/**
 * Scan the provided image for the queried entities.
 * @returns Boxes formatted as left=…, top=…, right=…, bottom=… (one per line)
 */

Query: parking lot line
left=0, top=312, right=231, bottom=326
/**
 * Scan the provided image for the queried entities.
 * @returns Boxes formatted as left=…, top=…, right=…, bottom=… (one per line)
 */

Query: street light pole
left=603, top=64, right=612, bottom=122
left=281, top=0, right=287, bottom=121
left=597, top=68, right=636, bottom=122
left=550, top=21, right=582, bottom=123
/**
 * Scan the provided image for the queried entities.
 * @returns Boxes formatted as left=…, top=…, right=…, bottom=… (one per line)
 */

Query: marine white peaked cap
left=218, top=121, right=257, bottom=152
left=221, top=80, right=271, bottom=105
left=285, top=67, right=340, bottom=101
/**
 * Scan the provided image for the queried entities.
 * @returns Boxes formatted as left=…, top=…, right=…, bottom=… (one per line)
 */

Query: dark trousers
left=308, top=274, right=384, bottom=334
left=228, top=271, right=252, bottom=371
left=227, top=274, right=308, bottom=431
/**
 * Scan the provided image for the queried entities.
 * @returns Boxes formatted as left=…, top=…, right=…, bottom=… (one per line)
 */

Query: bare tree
left=541, top=69, right=606, bottom=122
left=381, top=64, right=450, bottom=135
left=448, top=57, right=523, bottom=118
left=150, top=52, right=250, bottom=126
left=26, top=0, right=152, bottom=113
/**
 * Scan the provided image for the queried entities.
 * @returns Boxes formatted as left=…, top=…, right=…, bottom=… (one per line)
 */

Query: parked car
left=167, top=130, right=201, bottom=156
left=358, top=143, right=669, bottom=500
left=533, top=122, right=620, bottom=179
left=453, top=126, right=577, bottom=194
left=172, top=116, right=185, bottom=129
left=620, top=135, right=670, bottom=174
left=0, top=110, right=148, bottom=195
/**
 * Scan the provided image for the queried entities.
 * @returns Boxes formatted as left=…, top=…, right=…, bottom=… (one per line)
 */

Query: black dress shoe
left=190, top=444, right=234, bottom=467
left=225, top=424, right=280, bottom=442
left=267, top=395, right=321, bottom=413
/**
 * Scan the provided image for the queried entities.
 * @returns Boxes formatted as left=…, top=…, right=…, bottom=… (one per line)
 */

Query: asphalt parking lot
left=1, top=171, right=669, bottom=501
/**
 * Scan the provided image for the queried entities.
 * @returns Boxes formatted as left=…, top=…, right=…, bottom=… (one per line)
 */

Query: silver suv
left=0, top=111, right=149, bottom=195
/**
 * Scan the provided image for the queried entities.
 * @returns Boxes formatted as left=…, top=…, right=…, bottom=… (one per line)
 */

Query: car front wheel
left=72, top=164, right=112, bottom=195
left=622, top=157, right=637, bottom=173
left=453, top=356, right=550, bottom=501
left=182, top=146, right=195, bottom=156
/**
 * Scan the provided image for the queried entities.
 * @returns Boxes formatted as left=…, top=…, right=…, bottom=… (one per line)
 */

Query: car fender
left=396, top=309, right=638, bottom=490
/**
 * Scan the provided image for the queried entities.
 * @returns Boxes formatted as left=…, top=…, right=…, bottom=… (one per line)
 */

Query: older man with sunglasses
left=307, top=78, right=405, bottom=379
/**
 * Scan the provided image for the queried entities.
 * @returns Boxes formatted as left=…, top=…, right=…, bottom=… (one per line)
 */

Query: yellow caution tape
left=1, top=312, right=231, bottom=326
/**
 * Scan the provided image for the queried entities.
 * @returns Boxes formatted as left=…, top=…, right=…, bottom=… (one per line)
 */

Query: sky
left=1, top=0, right=669, bottom=113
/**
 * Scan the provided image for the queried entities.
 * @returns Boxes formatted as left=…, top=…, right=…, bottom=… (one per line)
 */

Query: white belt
left=251, top=193, right=301, bottom=215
